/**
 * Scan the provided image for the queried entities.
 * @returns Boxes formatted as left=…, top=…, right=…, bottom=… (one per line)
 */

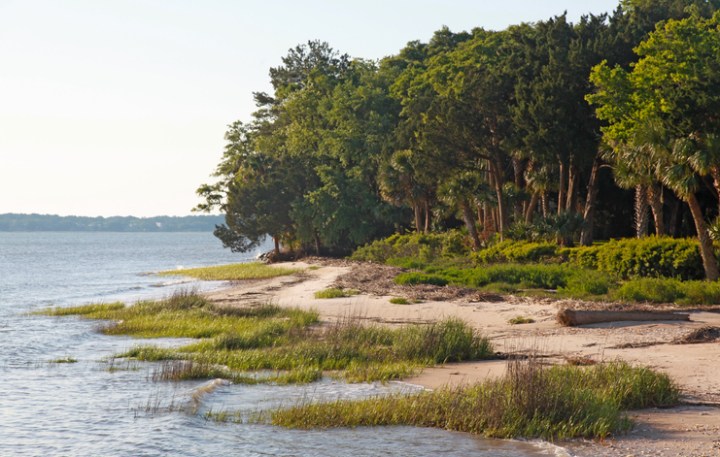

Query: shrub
left=351, top=231, right=471, bottom=263
left=594, top=237, right=704, bottom=280
left=474, top=240, right=561, bottom=264
left=564, top=245, right=601, bottom=269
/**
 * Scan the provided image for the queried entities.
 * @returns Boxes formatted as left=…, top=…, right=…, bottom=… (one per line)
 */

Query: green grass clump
left=50, top=356, right=78, bottom=363
left=559, top=269, right=616, bottom=298
left=42, top=291, right=493, bottom=384
left=508, top=316, right=535, bottom=325
left=268, top=361, right=679, bottom=441
left=394, top=272, right=449, bottom=286
left=40, top=302, right=125, bottom=316
left=389, top=297, right=410, bottom=305
left=159, top=262, right=301, bottom=281
left=313, top=288, right=359, bottom=299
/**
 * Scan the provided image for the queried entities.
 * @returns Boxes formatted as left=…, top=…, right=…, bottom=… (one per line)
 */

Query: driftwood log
left=557, top=308, right=690, bottom=327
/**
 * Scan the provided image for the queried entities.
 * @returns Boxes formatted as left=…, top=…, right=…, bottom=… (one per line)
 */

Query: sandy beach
left=206, top=260, right=720, bottom=456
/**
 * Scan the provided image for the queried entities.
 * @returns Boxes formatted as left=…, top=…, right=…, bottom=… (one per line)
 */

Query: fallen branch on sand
left=557, top=308, right=690, bottom=327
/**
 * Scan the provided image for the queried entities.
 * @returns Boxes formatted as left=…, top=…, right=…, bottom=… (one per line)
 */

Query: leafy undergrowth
left=354, top=233, right=720, bottom=306
left=158, top=262, right=301, bottom=280
left=265, top=360, right=679, bottom=441
left=392, top=259, right=720, bottom=305
left=40, top=291, right=493, bottom=384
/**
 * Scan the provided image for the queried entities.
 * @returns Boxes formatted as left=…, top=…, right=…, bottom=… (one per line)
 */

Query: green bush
left=594, top=237, right=704, bottom=280
left=564, top=245, right=601, bottom=269
left=351, top=231, right=471, bottom=263
left=474, top=240, right=562, bottom=264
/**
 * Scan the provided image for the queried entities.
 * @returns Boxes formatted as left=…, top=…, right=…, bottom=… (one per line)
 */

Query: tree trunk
left=557, top=161, right=566, bottom=216
left=565, top=162, right=577, bottom=213
left=513, top=157, right=525, bottom=220
left=668, top=197, right=682, bottom=237
left=711, top=166, right=720, bottom=215
left=273, top=236, right=280, bottom=256
left=489, top=160, right=506, bottom=239
left=580, top=157, right=601, bottom=246
left=461, top=200, right=482, bottom=251
left=424, top=200, right=431, bottom=234
left=647, top=183, right=665, bottom=236
left=313, top=233, right=322, bottom=256
left=541, top=192, right=549, bottom=218
left=525, top=192, right=539, bottom=223
left=686, top=192, right=719, bottom=281
left=413, top=202, right=422, bottom=234
left=635, top=184, right=650, bottom=238
left=558, top=309, right=689, bottom=327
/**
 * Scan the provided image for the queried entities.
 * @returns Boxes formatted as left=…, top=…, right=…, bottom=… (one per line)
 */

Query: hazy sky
left=0, top=0, right=620, bottom=217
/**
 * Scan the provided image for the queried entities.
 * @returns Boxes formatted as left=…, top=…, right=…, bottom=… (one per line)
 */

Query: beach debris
left=674, top=326, right=720, bottom=344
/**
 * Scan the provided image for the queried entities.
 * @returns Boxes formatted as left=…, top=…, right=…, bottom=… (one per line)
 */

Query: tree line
left=197, top=0, right=720, bottom=279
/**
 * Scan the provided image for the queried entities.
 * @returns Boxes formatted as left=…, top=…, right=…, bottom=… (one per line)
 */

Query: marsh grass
left=268, top=360, right=679, bottom=440
left=313, top=288, right=359, bottom=299
left=41, top=291, right=493, bottom=384
left=49, top=356, right=78, bottom=363
left=158, top=262, right=301, bottom=281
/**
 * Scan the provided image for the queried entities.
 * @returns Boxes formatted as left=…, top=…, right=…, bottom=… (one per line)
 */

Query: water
left=0, top=232, right=562, bottom=456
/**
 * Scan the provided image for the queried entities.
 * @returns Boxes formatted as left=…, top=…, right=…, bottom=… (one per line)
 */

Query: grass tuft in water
left=49, top=356, right=78, bottom=363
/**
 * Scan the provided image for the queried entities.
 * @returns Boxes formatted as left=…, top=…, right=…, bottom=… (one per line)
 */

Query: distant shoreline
left=0, top=213, right=224, bottom=232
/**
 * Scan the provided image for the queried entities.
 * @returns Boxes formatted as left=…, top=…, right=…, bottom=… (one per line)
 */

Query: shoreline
left=204, top=259, right=720, bottom=456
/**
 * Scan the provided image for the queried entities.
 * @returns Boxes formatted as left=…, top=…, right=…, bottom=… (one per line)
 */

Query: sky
left=0, top=0, right=620, bottom=217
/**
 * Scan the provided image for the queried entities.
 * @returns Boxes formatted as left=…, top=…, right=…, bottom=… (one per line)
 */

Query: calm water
left=0, top=232, right=563, bottom=456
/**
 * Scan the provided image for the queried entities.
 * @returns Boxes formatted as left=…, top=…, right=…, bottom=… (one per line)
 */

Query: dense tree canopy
left=197, top=0, right=720, bottom=277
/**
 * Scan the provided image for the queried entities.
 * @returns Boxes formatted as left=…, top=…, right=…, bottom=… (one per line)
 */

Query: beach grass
left=508, top=316, right=535, bottom=325
left=313, top=288, right=359, bottom=299
left=40, top=291, right=494, bottom=384
left=266, top=360, right=679, bottom=440
left=158, top=262, right=301, bottom=281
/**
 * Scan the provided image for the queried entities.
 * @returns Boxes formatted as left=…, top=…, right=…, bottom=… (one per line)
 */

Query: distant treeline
left=0, top=214, right=225, bottom=232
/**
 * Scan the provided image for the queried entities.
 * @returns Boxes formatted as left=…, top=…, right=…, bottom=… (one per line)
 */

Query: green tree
left=589, top=12, right=720, bottom=280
